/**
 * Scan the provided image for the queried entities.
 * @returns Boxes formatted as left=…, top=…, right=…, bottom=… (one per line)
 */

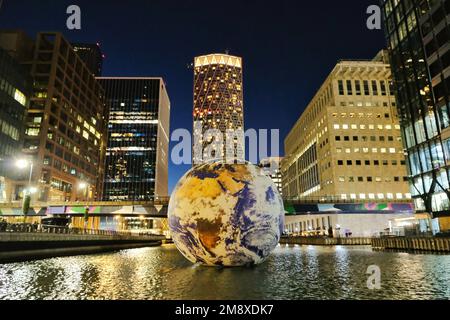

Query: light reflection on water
left=0, top=245, right=449, bottom=300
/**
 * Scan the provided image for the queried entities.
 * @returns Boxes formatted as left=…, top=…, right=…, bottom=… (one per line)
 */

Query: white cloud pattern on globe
left=168, top=161, right=284, bottom=267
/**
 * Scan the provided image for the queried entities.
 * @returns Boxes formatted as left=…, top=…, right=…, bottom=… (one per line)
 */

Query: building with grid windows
left=0, top=31, right=108, bottom=202
left=282, top=51, right=411, bottom=202
left=98, top=78, right=170, bottom=201
left=259, top=157, right=283, bottom=196
left=381, top=0, right=450, bottom=233
left=193, top=53, right=244, bottom=164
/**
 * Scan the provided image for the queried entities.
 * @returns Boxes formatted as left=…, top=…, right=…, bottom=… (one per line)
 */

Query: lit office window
left=338, top=80, right=344, bottom=95
left=372, top=80, right=378, bottom=95
left=14, top=89, right=27, bottom=106
left=363, top=80, right=370, bottom=95
left=380, top=81, right=387, bottom=96
left=346, top=80, right=353, bottom=95
left=355, top=80, right=361, bottom=95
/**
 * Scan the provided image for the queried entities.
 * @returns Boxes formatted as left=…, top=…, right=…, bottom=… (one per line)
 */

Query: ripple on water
left=0, top=245, right=449, bottom=300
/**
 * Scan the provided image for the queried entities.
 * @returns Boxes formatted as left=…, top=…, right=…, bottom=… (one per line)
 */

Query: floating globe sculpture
left=168, top=161, right=284, bottom=267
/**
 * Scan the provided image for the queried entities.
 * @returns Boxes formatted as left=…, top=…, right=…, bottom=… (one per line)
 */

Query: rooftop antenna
left=225, top=48, right=230, bottom=55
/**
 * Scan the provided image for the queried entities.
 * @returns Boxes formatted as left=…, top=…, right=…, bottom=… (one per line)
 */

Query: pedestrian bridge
left=0, top=200, right=170, bottom=218
left=0, top=197, right=414, bottom=218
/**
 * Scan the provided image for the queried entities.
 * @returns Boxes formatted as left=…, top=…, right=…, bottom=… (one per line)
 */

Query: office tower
left=259, top=157, right=283, bottom=196
left=72, top=43, right=103, bottom=76
left=98, top=77, right=170, bottom=201
left=0, top=30, right=34, bottom=62
left=0, top=31, right=108, bottom=202
left=282, top=51, right=410, bottom=202
left=0, top=47, right=32, bottom=202
left=193, top=53, right=244, bottom=164
left=381, top=0, right=450, bottom=232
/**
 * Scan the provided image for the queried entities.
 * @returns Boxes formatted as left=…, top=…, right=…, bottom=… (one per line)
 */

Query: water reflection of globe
left=168, top=161, right=284, bottom=267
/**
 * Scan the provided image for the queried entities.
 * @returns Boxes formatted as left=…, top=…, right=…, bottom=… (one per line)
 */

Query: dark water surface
left=0, top=245, right=449, bottom=300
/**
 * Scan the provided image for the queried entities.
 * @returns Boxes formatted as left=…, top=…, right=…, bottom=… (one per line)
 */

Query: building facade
left=98, top=77, right=170, bottom=201
left=0, top=47, right=32, bottom=202
left=0, top=31, right=108, bottom=202
left=72, top=43, right=103, bottom=77
left=259, top=157, right=283, bottom=196
left=193, top=53, right=244, bottom=164
left=282, top=51, right=411, bottom=202
left=381, top=0, right=450, bottom=232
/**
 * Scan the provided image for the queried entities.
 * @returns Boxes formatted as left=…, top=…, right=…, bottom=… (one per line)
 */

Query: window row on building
left=337, top=159, right=406, bottom=166
left=340, top=193, right=411, bottom=200
left=336, top=159, right=406, bottom=166
left=0, top=76, right=28, bottom=107
left=333, top=124, right=401, bottom=130
left=337, top=176, right=409, bottom=183
left=337, top=79, right=393, bottom=96
left=336, top=147, right=401, bottom=154
left=0, top=118, right=20, bottom=141
left=337, top=101, right=396, bottom=108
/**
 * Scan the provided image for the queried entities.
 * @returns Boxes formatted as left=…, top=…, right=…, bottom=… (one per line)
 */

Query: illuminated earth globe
left=168, top=161, right=284, bottom=267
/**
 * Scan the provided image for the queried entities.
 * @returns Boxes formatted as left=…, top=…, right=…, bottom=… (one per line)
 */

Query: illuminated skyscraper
left=0, top=31, right=108, bottom=202
left=381, top=0, right=450, bottom=232
left=193, top=53, right=244, bottom=164
left=282, top=52, right=410, bottom=202
left=98, top=77, right=170, bottom=201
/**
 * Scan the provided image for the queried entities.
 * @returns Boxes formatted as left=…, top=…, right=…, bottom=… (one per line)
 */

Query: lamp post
left=16, top=159, right=34, bottom=219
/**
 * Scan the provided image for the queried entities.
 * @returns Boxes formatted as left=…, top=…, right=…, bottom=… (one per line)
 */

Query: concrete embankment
left=280, top=236, right=450, bottom=253
left=0, top=232, right=163, bottom=263
left=280, top=236, right=372, bottom=246
left=372, top=237, right=450, bottom=253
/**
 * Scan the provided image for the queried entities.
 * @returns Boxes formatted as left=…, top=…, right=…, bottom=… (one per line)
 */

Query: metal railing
left=0, top=222, right=164, bottom=239
left=283, top=196, right=413, bottom=204
left=0, top=198, right=171, bottom=208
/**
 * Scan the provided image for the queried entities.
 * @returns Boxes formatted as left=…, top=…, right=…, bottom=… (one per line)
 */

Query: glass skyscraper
left=381, top=0, right=450, bottom=232
left=98, top=78, right=170, bottom=201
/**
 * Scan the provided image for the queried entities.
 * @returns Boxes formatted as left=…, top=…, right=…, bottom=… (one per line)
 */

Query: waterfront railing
left=0, top=222, right=163, bottom=239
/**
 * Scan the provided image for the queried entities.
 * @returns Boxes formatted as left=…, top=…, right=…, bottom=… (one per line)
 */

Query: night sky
left=0, top=0, right=386, bottom=193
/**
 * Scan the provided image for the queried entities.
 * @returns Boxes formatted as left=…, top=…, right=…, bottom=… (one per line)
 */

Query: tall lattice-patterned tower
left=193, top=53, right=244, bottom=164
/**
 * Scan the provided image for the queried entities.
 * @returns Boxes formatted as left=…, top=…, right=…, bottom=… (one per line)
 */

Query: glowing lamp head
left=78, top=182, right=88, bottom=190
left=29, top=187, right=38, bottom=194
left=16, top=159, right=29, bottom=169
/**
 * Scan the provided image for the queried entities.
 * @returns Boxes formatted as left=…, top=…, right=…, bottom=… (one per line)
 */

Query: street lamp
left=16, top=159, right=34, bottom=217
